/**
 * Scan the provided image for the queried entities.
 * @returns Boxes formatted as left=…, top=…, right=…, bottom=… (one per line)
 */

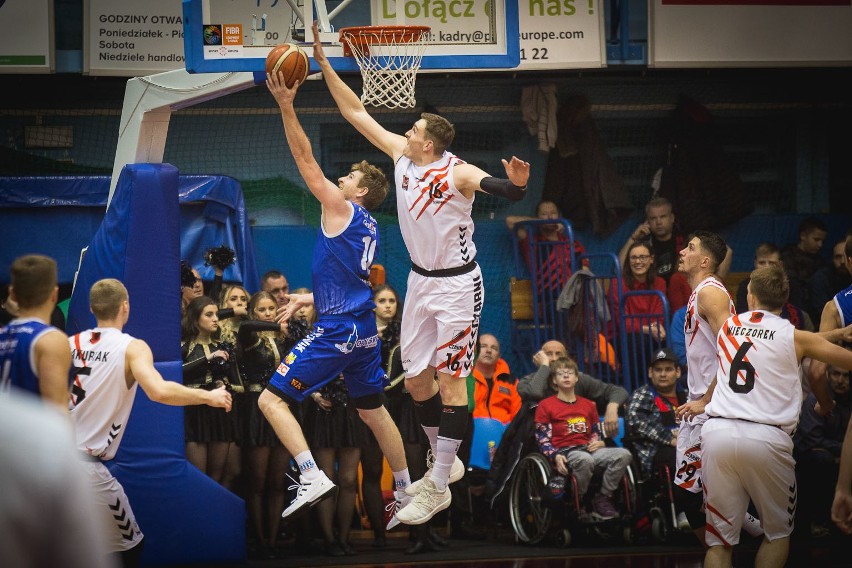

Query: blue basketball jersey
left=835, top=284, right=852, bottom=328
left=312, top=203, right=377, bottom=316
left=0, top=318, right=56, bottom=396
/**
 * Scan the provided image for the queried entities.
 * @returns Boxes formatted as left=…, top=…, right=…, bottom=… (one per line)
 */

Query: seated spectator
left=614, top=241, right=667, bottom=373
left=535, top=357, right=633, bottom=520
left=506, top=200, right=587, bottom=298
left=617, top=196, right=731, bottom=310
left=517, top=339, right=628, bottom=440
left=736, top=242, right=814, bottom=330
left=472, top=334, right=521, bottom=425
left=260, top=270, right=290, bottom=308
left=794, top=364, right=851, bottom=538
left=781, top=216, right=828, bottom=309
left=625, top=348, right=687, bottom=480
left=808, top=236, right=852, bottom=328
left=485, top=340, right=628, bottom=508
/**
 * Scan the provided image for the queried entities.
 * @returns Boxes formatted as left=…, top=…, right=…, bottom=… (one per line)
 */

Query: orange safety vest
left=472, top=358, right=521, bottom=424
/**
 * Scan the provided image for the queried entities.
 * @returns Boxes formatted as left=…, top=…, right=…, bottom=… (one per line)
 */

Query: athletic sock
left=393, top=468, right=411, bottom=492
left=431, top=436, right=462, bottom=491
left=294, top=450, right=321, bottom=481
left=430, top=404, right=468, bottom=491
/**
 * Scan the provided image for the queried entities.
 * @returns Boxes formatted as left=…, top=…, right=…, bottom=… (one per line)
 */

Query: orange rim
left=339, top=25, right=430, bottom=57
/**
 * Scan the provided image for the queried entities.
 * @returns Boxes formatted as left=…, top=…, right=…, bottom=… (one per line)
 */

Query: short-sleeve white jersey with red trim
left=706, top=311, right=800, bottom=435
left=69, top=328, right=136, bottom=460
left=394, top=151, right=477, bottom=271
left=684, top=276, right=735, bottom=400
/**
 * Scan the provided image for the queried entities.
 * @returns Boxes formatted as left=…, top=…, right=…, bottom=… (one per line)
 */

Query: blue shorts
left=267, top=311, right=385, bottom=403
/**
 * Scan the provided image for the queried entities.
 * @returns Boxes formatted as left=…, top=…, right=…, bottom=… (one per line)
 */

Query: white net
left=340, top=26, right=430, bottom=110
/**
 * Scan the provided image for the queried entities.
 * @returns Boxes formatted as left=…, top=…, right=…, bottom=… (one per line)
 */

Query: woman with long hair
left=217, top=284, right=250, bottom=492
left=181, top=295, right=239, bottom=484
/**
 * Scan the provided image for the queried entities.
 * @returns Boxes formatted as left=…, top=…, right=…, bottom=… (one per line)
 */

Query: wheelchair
left=507, top=450, right=639, bottom=547
left=621, top=440, right=682, bottom=544
left=631, top=462, right=679, bottom=543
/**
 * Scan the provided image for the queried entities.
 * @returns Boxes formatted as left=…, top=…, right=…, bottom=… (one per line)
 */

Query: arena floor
left=161, top=524, right=851, bottom=567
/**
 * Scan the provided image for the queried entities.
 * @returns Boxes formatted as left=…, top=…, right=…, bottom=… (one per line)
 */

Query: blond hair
left=89, top=278, right=129, bottom=320
left=351, top=160, right=388, bottom=211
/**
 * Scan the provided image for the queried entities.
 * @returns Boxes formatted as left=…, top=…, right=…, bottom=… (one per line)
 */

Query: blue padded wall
left=66, top=163, right=245, bottom=565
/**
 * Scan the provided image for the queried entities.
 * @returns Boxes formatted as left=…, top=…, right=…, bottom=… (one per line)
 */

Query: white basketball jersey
left=69, top=328, right=136, bottom=460
left=706, top=311, right=800, bottom=434
left=395, top=151, right=477, bottom=271
left=684, top=276, right=735, bottom=400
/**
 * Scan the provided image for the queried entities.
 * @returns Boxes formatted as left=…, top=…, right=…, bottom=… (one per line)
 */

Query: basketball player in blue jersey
left=0, top=254, right=71, bottom=410
left=313, top=22, right=529, bottom=525
left=262, top=70, right=413, bottom=526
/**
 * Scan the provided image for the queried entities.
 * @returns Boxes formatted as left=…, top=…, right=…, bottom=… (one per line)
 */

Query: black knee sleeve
left=438, top=405, right=469, bottom=441
left=413, top=391, right=443, bottom=428
left=118, top=538, right=145, bottom=568
left=675, top=486, right=705, bottom=529
left=351, top=392, right=384, bottom=410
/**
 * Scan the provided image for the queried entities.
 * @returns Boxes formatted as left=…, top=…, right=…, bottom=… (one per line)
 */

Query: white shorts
left=674, top=414, right=706, bottom=494
left=83, top=460, right=144, bottom=553
left=701, top=418, right=796, bottom=546
left=400, top=265, right=483, bottom=379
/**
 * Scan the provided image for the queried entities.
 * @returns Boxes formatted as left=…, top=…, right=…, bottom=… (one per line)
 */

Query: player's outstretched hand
left=312, top=21, right=328, bottom=65
left=266, top=68, right=299, bottom=107
left=501, top=156, right=530, bottom=188
left=207, top=385, right=233, bottom=412
left=832, top=489, right=852, bottom=534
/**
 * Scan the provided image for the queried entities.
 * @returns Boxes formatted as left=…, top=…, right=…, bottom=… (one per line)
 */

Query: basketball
left=265, top=44, right=309, bottom=88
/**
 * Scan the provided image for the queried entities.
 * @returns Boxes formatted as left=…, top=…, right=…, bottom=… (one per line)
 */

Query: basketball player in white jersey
left=673, top=230, right=765, bottom=541
left=697, top=265, right=852, bottom=568
left=312, top=22, right=529, bottom=524
left=69, top=279, right=231, bottom=567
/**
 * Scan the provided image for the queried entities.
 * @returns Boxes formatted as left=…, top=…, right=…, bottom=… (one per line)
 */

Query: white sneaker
left=281, top=471, right=337, bottom=519
left=385, top=490, right=411, bottom=530
left=676, top=511, right=691, bottom=532
left=396, top=478, right=452, bottom=525
left=404, top=450, right=465, bottom=496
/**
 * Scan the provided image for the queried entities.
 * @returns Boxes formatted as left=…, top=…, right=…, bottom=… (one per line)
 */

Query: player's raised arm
left=266, top=70, right=350, bottom=222
left=312, top=21, right=406, bottom=161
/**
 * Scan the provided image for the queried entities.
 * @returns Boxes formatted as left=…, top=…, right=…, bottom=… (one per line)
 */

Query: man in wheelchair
left=535, top=357, right=633, bottom=520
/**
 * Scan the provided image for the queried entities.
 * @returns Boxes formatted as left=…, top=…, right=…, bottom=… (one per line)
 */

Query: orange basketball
left=265, top=43, right=309, bottom=88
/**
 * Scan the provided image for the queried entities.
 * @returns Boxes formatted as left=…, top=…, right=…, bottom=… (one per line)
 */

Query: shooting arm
left=312, top=22, right=405, bottom=160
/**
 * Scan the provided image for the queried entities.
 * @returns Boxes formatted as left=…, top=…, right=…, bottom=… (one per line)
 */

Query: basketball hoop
left=339, top=25, right=430, bottom=109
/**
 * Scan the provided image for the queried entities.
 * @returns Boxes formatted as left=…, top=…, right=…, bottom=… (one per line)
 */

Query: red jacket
left=472, top=358, right=521, bottom=424
left=615, top=276, right=668, bottom=335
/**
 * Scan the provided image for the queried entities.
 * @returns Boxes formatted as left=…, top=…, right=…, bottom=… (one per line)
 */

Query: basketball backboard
left=182, top=0, right=519, bottom=74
